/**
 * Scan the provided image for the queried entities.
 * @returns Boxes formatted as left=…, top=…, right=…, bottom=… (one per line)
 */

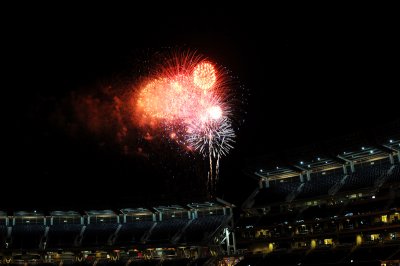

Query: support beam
left=293, top=166, right=307, bottom=181
left=382, top=145, right=400, bottom=163
left=223, top=227, right=236, bottom=255
left=254, top=172, right=269, bottom=188
left=337, top=155, right=354, bottom=173
left=389, top=154, right=394, bottom=164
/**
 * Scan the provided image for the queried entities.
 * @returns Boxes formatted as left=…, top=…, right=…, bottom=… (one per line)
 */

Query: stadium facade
left=1, top=139, right=400, bottom=266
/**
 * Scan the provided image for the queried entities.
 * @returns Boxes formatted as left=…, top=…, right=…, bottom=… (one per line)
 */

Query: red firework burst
left=132, top=50, right=237, bottom=193
left=133, top=51, right=234, bottom=153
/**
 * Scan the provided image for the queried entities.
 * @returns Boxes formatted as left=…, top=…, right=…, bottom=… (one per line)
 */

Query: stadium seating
left=46, top=224, right=82, bottom=248
left=297, top=170, right=343, bottom=199
left=81, top=223, right=119, bottom=247
left=148, top=218, right=189, bottom=243
left=11, top=224, right=45, bottom=249
left=114, top=221, right=154, bottom=245
left=179, top=215, right=226, bottom=243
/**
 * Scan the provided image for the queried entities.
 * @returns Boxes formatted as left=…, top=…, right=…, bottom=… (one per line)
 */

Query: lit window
left=371, top=234, right=380, bottom=241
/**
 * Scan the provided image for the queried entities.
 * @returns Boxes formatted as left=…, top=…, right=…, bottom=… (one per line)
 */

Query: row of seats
left=238, top=195, right=394, bottom=229
left=339, top=160, right=393, bottom=192
left=3, top=258, right=209, bottom=266
left=237, top=244, right=400, bottom=266
left=0, top=216, right=228, bottom=249
left=254, top=161, right=399, bottom=206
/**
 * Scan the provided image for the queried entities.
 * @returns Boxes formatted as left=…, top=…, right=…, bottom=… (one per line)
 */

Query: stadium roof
left=187, top=202, right=224, bottom=210
left=50, top=211, right=80, bottom=216
left=14, top=211, right=44, bottom=216
left=251, top=139, right=399, bottom=181
left=255, top=167, right=299, bottom=181
left=384, top=138, right=400, bottom=151
left=153, top=205, right=187, bottom=213
left=120, top=208, right=153, bottom=215
left=339, top=146, right=387, bottom=163
left=294, top=158, right=343, bottom=172
left=86, top=210, right=117, bottom=216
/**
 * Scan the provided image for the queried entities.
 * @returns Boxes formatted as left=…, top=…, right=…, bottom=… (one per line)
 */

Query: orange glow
left=135, top=64, right=222, bottom=126
left=193, top=62, right=216, bottom=91
left=132, top=51, right=235, bottom=160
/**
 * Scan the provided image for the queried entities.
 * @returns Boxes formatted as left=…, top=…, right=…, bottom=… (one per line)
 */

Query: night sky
left=3, top=6, right=399, bottom=210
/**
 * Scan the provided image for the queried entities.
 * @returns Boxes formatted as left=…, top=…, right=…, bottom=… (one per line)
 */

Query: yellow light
left=193, top=62, right=216, bottom=91
left=356, top=235, right=362, bottom=245
left=311, top=239, right=317, bottom=249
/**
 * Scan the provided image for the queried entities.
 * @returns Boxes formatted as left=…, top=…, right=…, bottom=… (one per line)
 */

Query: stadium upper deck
left=244, top=138, right=400, bottom=209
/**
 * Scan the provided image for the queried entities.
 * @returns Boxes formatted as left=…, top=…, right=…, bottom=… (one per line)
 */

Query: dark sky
left=3, top=6, right=399, bottom=210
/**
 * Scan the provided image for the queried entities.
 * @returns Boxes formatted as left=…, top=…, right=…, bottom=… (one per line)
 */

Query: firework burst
left=133, top=50, right=239, bottom=195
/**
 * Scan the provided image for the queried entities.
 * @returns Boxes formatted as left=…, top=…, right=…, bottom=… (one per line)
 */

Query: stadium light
left=370, top=150, right=374, bottom=154
left=362, top=147, right=365, bottom=150
left=300, top=161, right=304, bottom=165
left=390, top=139, right=393, bottom=143
left=276, top=167, right=279, bottom=170
left=260, top=169, right=263, bottom=172
left=317, top=157, right=320, bottom=161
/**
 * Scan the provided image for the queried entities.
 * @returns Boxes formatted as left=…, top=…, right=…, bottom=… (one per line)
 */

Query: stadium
left=1, top=136, right=399, bottom=265
left=3, top=4, right=399, bottom=266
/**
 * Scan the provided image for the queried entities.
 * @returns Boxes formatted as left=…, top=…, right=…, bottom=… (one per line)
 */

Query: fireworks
left=133, top=51, right=238, bottom=194
left=193, top=62, right=216, bottom=91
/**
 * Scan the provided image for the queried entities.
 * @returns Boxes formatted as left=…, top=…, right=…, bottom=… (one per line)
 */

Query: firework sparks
left=133, top=51, right=238, bottom=195
left=193, top=61, right=216, bottom=91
